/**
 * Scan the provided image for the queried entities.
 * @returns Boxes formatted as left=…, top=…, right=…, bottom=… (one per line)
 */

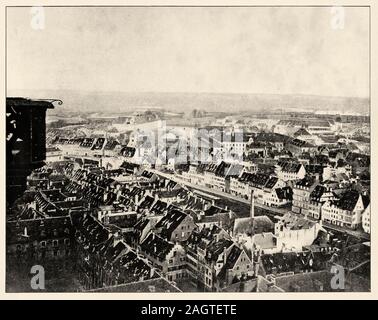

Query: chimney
left=24, top=227, right=28, bottom=237
left=250, top=190, right=255, bottom=219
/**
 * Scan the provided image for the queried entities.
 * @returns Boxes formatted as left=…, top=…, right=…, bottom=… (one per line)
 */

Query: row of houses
left=292, top=175, right=370, bottom=231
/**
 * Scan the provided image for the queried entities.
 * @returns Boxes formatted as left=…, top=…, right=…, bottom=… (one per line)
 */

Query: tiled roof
left=120, top=146, right=136, bottom=157
left=289, top=138, right=315, bottom=148
left=233, top=216, right=274, bottom=236
left=238, top=172, right=270, bottom=188
left=154, top=209, right=189, bottom=239
left=277, top=161, right=302, bottom=174
left=310, top=185, right=327, bottom=202
left=253, top=232, right=277, bottom=249
left=330, top=190, right=369, bottom=211
left=7, top=216, right=72, bottom=245
left=278, top=213, right=317, bottom=231
left=305, top=164, right=324, bottom=175
left=294, top=128, right=311, bottom=137
left=346, top=152, right=370, bottom=167
left=275, top=187, right=293, bottom=200
left=140, top=233, right=174, bottom=260
left=295, top=175, right=316, bottom=188
left=205, top=238, right=234, bottom=263
left=260, top=251, right=317, bottom=275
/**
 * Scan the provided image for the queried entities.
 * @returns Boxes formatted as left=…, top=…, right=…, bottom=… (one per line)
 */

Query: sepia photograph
left=4, top=4, right=371, bottom=295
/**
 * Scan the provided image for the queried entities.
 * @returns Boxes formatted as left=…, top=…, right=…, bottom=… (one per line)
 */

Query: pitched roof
left=294, top=128, right=312, bottom=137
left=305, top=164, right=324, bottom=175
left=205, top=238, right=234, bottom=263
left=233, top=216, right=274, bottom=236
left=330, top=190, right=369, bottom=211
left=140, top=233, right=174, bottom=260
left=225, top=245, right=242, bottom=268
left=277, top=161, right=303, bottom=173
left=154, top=209, right=190, bottom=239
left=253, top=232, right=277, bottom=249
left=277, top=213, right=317, bottom=230
left=7, top=216, right=72, bottom=245
left=310, top=185, right=327, bottom=202
left=289, top=138, right=315, bottom=148
left=295, top=175, right=317, bottom=188
left=275, top=187, right=293, bottom=201
left=238, top=172, right=270, bottom=188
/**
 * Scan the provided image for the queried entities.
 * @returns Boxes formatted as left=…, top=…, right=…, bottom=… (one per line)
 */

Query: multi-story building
left=274, top=213, right=324, bottom=252
left=306, top=185, right=336, bottom=220
left=212, top=132, right=253, bottom=160
left=139, top=232, right=187, bottom=282
left=362, top=204, right=371, bottom=234
left=275, top=161, right=306, bottom=182
left=292, top=176, right=319, bottom=215
left=286, top=138, right=317, bottom=156
left=321, top=190, right=370, bottom=229
left=154, top=209, right=197, bottom=243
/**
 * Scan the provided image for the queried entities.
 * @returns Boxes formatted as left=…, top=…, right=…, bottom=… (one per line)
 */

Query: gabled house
left=275, top=161, right=306, bottom=182
left=139, top=232, right=187, bottom=282
left=292, top=175, right=319, bottom=215
left=321, top=190, right=370, bottom=229
left=154, top=209, right=197, bottom=242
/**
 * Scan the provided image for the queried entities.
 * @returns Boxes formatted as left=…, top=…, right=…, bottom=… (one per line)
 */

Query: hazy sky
left=7, top=6, right=369, bottom=97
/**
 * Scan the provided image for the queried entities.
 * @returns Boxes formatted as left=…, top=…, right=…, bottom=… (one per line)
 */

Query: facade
left=362, top=204, right=370, bottom=234
left=139, top=232, right=187, bottom=282
left=321, top=190, right=369, bottom=229
left=274, top=213, right=324, bottom=252
left=275, top=161, right=306, bottom=182
left=292, top=176, right=319, bottom=215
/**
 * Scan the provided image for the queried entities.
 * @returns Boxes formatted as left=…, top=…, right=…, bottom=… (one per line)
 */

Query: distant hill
left=7, top=89, right=370, bottom=116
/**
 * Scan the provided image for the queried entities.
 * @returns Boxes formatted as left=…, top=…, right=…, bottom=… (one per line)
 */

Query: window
left=53, top=240, right=58, bottom=247
left=40, top=241, right=46, bottom=248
